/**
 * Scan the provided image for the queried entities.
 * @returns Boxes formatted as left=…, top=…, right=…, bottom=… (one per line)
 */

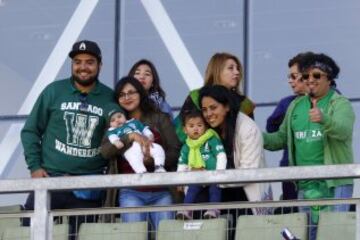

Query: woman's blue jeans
left=119, top=188, right=174, bottom=230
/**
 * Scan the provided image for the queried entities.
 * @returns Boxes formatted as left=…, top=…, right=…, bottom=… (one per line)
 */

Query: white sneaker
left=176, top=210, right=193, bottom=220
left=154, top=165, right=166, bottom=173
left=203, top=209, right=220, bottom=219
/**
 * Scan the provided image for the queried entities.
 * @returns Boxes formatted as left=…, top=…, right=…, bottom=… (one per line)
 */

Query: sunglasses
left=287, top=73, right=302, bottom=80
left=302, top=72, right=327, bottom=81
left=79, top=92, right=89, bottom=111
left=118, top=90, right=138, bottom=100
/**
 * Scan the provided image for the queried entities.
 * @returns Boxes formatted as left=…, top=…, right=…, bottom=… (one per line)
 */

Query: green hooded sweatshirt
left=263, top=92, right=355, bottom=188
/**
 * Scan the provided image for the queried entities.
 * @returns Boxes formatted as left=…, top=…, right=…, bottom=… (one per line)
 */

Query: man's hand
left=177, top=186, right=184, bottom=193
left=309, top=99, right=323, bottom=123
left=31, top=168, right=49, bottom=178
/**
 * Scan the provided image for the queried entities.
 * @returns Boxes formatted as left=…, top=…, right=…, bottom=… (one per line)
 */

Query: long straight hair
left=199, top=85, right=239, bottom=169
left=204, top=52, right=243, bottom=94
left=128, top=59, right=166, bottom=99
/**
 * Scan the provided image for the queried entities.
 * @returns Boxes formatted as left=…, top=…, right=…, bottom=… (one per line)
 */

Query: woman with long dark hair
left=101, top=76, right=180, bottom=230
left=199, top=85, right=272, bottom=223
left=128, top=59, right=173, bottom=120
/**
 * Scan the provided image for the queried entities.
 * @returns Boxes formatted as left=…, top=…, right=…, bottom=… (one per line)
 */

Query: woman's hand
left=113, top=140, right=124, bottom=149
left=191, top=167, right=205, bottom=171
left=129, top=132, right=153, bottom=156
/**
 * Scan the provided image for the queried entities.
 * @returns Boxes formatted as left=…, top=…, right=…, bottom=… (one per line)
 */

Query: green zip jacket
left=263, top=92, right=355, bottom=188
left=21, top=78, right=114, bottom=175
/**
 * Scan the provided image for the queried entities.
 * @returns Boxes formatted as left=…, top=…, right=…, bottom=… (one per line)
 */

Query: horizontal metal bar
left=1, top=97, right=360, bottom=121
left=1, top=198, right=357, bottom=219
left=46, top=198, right=360, bottom=217
left=0, top=164, right=359, bottom=193
left=256, top=97, right=360, bottom=107
left=0, top=212, right=32, bottom=219
left=0, top=115, right=28, bottom=121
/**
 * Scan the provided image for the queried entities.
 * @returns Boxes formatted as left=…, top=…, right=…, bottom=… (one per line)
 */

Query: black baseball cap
left=68, top=40, right=102, bottom=62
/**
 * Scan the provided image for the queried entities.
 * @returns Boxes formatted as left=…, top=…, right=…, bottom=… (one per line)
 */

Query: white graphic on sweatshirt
left=294, top=129, right=323, bottom=142
left=61, top=102, right=103, bottom=116
left=63, top=112, right=99, bottom=148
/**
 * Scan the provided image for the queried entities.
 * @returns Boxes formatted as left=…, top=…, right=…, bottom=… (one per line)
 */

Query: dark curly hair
left=288, top=51, right=315, bottom=69
left=300, top=53, right=340, bottom=87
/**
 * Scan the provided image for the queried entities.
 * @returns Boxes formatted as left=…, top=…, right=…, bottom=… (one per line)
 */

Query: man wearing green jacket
left=21, top=40, right=114, bottom=239
left=263, top=53, right=355, bottom=240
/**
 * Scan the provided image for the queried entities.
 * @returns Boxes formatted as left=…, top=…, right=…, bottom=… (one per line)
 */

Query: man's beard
left=72, top=73, right=99, bottom=87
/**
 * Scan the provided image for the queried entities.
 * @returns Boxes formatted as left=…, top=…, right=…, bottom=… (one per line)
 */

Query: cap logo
left=79, top=42, right=86, bottom=50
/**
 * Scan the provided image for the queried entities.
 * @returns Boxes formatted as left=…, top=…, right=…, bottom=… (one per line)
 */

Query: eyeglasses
left=118, top=91, right=138, bottom=100
left=287, top=73, right=302, bottom=80
left=79, top=92, right=88, bottom=111
left=302, top=72, right=327, bottom=81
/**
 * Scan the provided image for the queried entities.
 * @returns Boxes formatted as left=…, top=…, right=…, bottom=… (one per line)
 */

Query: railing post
left=356, top=199, right=360, bottom=240
left=32, top=189, right=51, bottom=240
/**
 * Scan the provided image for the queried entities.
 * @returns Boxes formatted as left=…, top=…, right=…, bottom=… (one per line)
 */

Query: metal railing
left=1, top=164, right=360, bottom=240
left=2, top=97, right=360, bottom=121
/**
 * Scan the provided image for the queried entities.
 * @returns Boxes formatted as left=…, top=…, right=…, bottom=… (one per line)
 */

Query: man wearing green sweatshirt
left=21, top=40, right=114, bottom=239
left=263, top=53, right=355, bottom=240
